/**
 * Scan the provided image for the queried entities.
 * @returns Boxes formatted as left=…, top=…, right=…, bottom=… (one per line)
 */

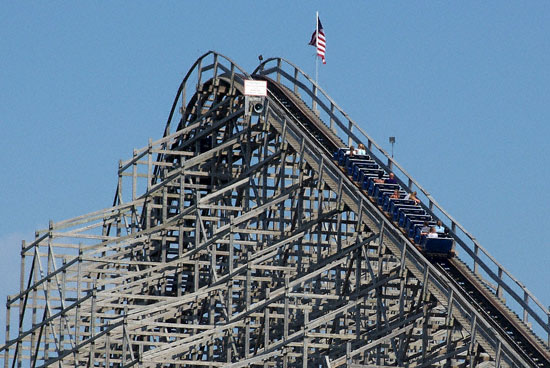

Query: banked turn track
left=2, top=51, right=549, bottom=368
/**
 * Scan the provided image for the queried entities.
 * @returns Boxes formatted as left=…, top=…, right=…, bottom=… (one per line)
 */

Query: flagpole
left=315, top=11, right=319, bottom=86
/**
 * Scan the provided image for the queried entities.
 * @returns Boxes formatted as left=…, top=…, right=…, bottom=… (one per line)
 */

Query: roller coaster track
left=1, top=51, right=549, bottom=367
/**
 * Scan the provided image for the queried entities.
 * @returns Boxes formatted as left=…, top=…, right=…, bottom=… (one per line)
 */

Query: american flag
left=309, top=16, right=326, bottom=64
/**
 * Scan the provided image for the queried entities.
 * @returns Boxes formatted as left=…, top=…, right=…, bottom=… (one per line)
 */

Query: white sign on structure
left=244, top=80, right=267, bottom=97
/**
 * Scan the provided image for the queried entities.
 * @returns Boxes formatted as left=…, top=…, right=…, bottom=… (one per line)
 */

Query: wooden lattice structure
left=2, top=52, right=550, bottom=367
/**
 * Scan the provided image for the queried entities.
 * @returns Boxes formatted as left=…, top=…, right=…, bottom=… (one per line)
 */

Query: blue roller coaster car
left=420, top=237, right=454, bottom=258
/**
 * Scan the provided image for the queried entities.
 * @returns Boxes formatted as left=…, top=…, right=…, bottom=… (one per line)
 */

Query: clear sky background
left=1, top=2, right=549, bottom=337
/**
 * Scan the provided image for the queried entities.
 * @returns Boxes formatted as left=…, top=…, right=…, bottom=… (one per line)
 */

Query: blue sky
left=1, top=2, right=549, bottom=334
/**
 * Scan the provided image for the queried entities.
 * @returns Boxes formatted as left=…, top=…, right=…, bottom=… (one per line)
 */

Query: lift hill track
left=258, top=65, right=550, bottom=367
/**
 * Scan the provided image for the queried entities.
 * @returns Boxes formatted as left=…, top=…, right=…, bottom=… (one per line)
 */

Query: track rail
left=255, top=75, right=343, bottom=155
left=437, top=259, right=550, bottom=367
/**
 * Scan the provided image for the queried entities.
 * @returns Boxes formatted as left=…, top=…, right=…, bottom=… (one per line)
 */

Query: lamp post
left=389, top=136, right=395, bottom=158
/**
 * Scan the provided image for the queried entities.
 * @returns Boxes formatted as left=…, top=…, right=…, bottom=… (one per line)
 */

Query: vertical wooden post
left=264, top=288, right=270, bottom=355
left=117, top=160, right=123, bottom=206
left=348, top=120, right=353, bottom=147
left=294, top=67, right=299, bottom=95
left=147, top=138, right=153, bottom=192
left=303, top=309, right=309, bottom=368
left=473, top=243, right=479, bottom=275
left=132, top=149, right=137, bottom=201
left=523, top=289, right=529, bottom=324
left=312, top=84, right=318, bottom=114
left=346, top=341, right=351, bottom=366
left=105, top=330, right=110, bottom=367
left=245, top=267, right=251, bottom=358
left=18, top=240, right=26, bottom=366
left=5, top=296, right=10, bottom=368
left=330, top=103, right=335, bottom=132
left=89, top=289, right=96, bottom=366
left=497, top=267, right=503, bottom=300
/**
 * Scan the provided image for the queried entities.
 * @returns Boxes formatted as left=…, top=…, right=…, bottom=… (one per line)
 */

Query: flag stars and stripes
left=309, top=17, right=326, bottom=64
